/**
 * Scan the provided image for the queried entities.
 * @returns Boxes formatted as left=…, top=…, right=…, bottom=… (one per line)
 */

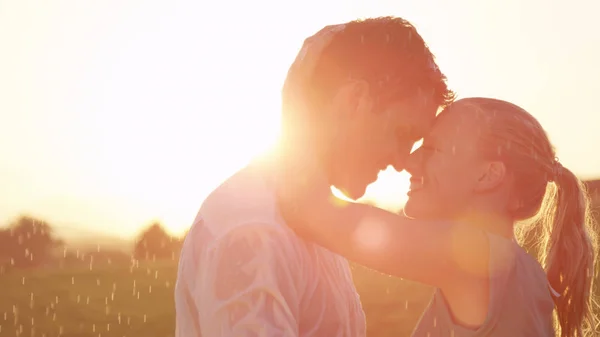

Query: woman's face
left=403, top=105, right=492, bottom=219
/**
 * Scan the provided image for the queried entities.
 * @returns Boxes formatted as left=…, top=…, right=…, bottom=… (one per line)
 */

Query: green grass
left=0, top=262, right=433, bottom=337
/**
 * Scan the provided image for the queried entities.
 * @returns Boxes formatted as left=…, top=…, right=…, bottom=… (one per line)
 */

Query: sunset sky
left=1, top=0, right=599, bottom=238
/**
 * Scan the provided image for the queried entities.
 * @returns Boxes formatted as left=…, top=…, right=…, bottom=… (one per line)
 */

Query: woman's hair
left=456, top=97, right=599, bottom=336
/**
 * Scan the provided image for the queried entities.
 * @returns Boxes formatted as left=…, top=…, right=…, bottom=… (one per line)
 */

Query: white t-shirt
left=175, top=161, right=366, bottom=337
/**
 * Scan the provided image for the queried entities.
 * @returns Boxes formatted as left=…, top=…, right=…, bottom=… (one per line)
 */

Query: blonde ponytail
left=538, top=166, right=598, bottom=337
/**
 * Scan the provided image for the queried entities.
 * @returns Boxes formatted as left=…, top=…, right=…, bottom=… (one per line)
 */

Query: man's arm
left=196, top=223, right=305, bottom=337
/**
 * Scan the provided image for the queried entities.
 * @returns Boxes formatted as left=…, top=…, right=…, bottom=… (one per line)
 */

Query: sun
left=331, top=140, right=423, bottom=212
left=331, top=167, right=412, bottom=213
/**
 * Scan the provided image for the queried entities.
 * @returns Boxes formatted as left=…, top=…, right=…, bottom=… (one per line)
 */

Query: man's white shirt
left=175, top=161, right=366, bottom=336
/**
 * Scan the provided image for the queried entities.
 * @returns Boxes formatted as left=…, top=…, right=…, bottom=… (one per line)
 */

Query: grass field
left=0, top=261, right=433, bottom=337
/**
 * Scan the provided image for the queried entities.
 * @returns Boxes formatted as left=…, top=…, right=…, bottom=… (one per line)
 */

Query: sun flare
left=331, top=167, right=412, bottom=213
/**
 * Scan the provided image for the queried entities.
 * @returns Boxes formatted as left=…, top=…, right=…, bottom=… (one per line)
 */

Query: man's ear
left=475, top=161, right=506, bottom=192
left=329, top=79, right=372, bottom=118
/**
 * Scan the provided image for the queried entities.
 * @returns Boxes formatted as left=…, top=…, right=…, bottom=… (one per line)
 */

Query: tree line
left=0, top=215, right=185, bottom=270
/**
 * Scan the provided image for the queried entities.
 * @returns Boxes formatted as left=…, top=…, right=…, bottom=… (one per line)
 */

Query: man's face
left=325, top=87, right=437, bottom=199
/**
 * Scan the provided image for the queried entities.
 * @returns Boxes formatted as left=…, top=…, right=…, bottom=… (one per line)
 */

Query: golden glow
left=331, top=167, right=412, bottom=213
left=352, top=216, right=391, bottom=251
left=1, top=0, right=599, bottom=237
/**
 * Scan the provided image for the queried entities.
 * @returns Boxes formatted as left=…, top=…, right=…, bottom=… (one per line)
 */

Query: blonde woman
left=277, top=98, right=598, bottom=337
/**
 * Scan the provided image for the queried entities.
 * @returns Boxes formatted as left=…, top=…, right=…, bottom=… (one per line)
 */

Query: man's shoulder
left=197, top=166, right=284, bottom=235
left=185, top=165, right=311, bottom=253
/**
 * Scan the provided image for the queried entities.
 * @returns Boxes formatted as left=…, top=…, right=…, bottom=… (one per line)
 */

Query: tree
left=133, top=221, right=180, bottom=261
left=0, top=215, right=63, bottom=268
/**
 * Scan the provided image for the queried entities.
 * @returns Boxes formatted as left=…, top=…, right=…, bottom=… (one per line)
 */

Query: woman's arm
left=274, top=147, right=490, bottom=288
left=284, top=197, right=490, bottom=288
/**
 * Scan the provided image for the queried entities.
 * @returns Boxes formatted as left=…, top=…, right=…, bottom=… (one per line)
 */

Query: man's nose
left=391, top=141, right=416, bottom=172
left=405, top=148, right=423, bottom=175
left=391, top=155, right=406, bottom=172
left=390, top=149, right=409, bottom=172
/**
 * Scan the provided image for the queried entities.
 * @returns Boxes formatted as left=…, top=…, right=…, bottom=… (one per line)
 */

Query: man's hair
left=305, top=16, right=455, bottom=114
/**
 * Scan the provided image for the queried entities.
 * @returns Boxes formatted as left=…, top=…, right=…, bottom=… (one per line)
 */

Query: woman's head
left=405, top=98, right=556, bottom=220
left=405, top=97, right=598, bottom=336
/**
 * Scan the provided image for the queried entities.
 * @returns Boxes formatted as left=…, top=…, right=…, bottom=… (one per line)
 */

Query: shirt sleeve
left=196, top=223, right=305, bottom=337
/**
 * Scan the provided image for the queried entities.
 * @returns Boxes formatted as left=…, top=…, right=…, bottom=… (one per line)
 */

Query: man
left=175, top=16, right=454, bottom=336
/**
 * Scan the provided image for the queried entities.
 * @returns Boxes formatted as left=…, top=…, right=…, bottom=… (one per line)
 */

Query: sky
left=1, top=0, right=599, bottom=238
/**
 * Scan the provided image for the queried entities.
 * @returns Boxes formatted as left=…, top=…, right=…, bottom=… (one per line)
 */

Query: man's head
left=281, top=17, right=454, bottom=199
